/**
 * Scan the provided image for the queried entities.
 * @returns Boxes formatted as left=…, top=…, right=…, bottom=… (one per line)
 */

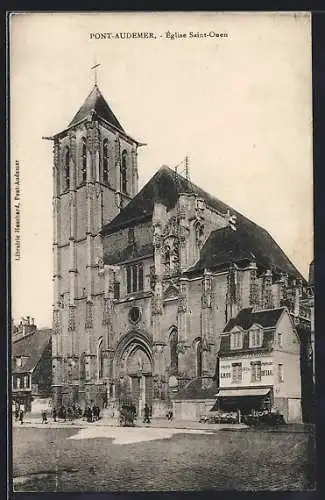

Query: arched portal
left=113, top=331, right=153, bottom=417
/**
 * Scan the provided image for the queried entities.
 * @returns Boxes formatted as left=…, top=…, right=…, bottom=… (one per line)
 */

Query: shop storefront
left=214, top=387, right=273, bottom=415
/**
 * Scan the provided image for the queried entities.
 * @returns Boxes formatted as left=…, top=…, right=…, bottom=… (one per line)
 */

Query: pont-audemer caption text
left=90, top=31, right=229, bottom=40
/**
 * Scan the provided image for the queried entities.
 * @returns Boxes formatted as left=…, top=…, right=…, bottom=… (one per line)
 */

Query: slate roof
left=102, top=166, right=304, bottom=280
left=68, top=85, right=125, bottom=131
left=224, top=307, right=285, bottom=332
left=12, top=329, right=52, bottom=374
left=219, top=308, right=285, bottom=356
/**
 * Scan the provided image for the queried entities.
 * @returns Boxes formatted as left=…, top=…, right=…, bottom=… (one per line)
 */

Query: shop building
left=218, top=307, right=302, bottom=423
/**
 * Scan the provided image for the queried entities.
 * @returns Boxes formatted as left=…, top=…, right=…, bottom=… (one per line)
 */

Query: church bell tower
left=50, top=81, right=140, bottom=407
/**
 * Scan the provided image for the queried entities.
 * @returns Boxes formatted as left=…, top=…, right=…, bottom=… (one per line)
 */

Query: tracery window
left=126, top=263, right=144, bottom=294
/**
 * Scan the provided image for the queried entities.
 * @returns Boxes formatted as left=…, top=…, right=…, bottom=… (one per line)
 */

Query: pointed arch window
left=64, top=147, right=70, bottom=190
left=170, top=328, right=178, bottom=375
left=103, top=138, right=109, bottom=184
left=81, top=137, right=87, bottom=183
left=196, top=339, right=203, bottom=378
left=126, top=263, right=144, bottom=294
left=121, top=150, right=128, bottom=194
left=97, top=337, right=104, bottom=380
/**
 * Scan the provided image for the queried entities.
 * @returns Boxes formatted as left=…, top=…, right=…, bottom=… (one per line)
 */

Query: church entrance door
left=115, top=334, right=153, bottom=419
left=126, top=348, right=152, bottom=418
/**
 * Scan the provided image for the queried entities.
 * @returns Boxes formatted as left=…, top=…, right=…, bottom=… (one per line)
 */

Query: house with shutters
left=218, top=307, right=303, bottom=423
left=12, top=318, right=52, bottom=412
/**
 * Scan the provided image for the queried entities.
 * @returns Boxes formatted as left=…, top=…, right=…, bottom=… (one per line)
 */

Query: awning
left=216, top=388, right=270, bottom=398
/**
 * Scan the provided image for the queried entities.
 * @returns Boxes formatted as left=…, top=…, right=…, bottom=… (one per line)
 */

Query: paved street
left=13, top=424, right=315, bottom=491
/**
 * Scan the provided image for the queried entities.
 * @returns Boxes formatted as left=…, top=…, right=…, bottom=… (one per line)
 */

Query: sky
left=10, top=12, right=313, bottom=328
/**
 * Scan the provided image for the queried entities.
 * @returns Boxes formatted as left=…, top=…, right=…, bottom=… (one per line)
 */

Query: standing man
left=143, top=403, right=151, bottom=424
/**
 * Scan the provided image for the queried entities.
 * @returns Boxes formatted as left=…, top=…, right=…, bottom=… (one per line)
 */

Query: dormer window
left=230, top=328, right=243, bottom=350
left=249, top=325, right=263, bottom=348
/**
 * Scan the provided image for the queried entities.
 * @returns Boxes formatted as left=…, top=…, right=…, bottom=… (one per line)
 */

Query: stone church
left=50, top=82, right=312, bottom=418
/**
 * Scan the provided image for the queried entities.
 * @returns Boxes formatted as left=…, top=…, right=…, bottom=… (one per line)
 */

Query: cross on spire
left=90, top=61, right=101, bottom=86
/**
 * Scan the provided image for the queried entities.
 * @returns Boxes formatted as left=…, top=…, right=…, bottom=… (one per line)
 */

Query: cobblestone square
left=13, top=425, right=316, bottom=491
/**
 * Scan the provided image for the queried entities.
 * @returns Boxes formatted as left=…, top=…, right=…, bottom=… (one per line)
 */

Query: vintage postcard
left=9, top=11, right=315, bottom=492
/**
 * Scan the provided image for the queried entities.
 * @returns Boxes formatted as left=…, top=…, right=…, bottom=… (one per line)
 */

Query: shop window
left=103, top=138, right=109, bottom=184
left=249, top=326, right=263, bottom=348
left=126, top=263, right=144, bottom=294
left=81, top=137, right=87, bottom=183
left=170, top=328, right=178, bottom=375
left=251, top=361, right=262, bottom=382
left=230, top=329, right=243, bottom=350
left=278, top=364, right=284, bottom=383
left=231, top=362, right=242, bottom=383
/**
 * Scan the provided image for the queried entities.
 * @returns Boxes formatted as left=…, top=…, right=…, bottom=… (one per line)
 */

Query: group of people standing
left=83, top=401, right=101, bottom=423
left=14, top=403, right=25, bottom=424
left=52, top=402, right=83, bottom=422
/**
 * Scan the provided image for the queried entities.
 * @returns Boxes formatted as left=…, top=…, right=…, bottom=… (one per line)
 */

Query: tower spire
left=90, top=60, right=101, bottom=87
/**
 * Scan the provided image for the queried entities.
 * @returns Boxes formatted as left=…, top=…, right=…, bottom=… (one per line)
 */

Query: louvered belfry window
left=81, top=137, right=87, bottom=183
left=103, top=138, right=109, bottom=184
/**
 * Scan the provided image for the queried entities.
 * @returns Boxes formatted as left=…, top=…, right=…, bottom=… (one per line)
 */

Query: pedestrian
left=166, top=410, right=173, bottom=421
left=19, top=408, right=24, bottom=425
left=42, top=409, right=48, bottom=424
left=143, top=403, right=151, bottom=424
left=52, top=407, right=57, bottom=422
left=67, top=406, right=73, bottom=422
left=131, top=404, right=137, bottom=422
left=15, top=403, right=20, bottom=422
left=86, top=405, right=93, bottom=423
left=62, top=405, right=67, bottom=422
left=92, top=405, right=98, bottom=422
